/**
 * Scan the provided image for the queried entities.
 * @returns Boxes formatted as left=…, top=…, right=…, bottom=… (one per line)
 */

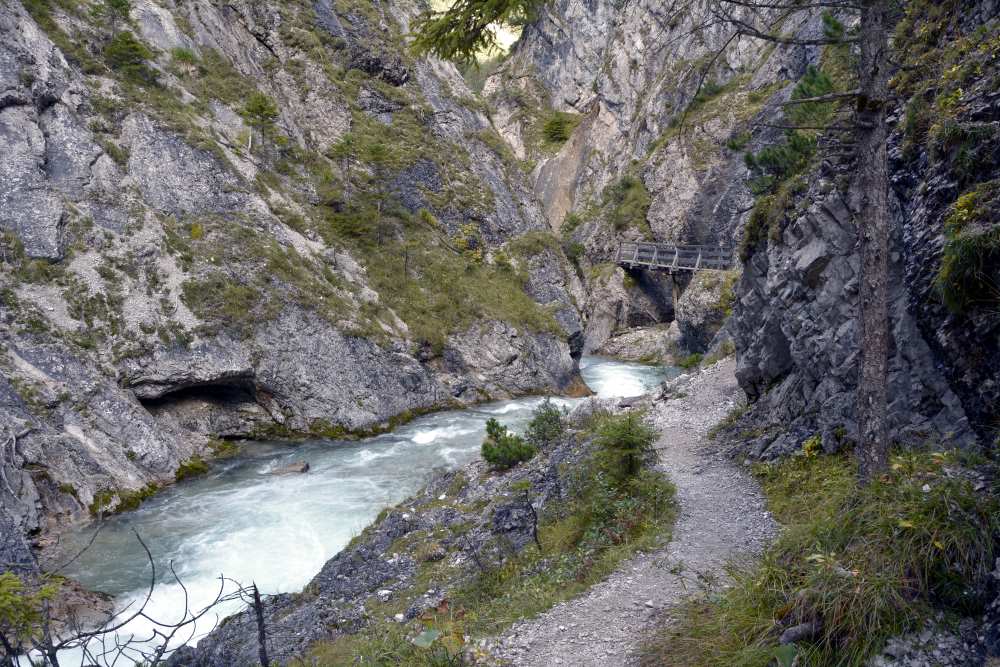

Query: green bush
left=170, top=47, right=198, bottom=66
left=593, top=412, right=656, bottom=481
left=524, top=399, right=564, bottom=448
left=603, top=175, right=652, bottom=233
left=242, top=91, right=280, bottom=129
left=481, top=418, right=536, bottom=469
left=0, top=572, right=58, bottom=654
left=676, top=352, right=703, bottom=370
left=640, top=451, right=1000, bottom=667
left=563, top=239, right=585, bottom=264
left=561, top=211, right=584, bottom=236
left=103, top=32, right=158, bottom=86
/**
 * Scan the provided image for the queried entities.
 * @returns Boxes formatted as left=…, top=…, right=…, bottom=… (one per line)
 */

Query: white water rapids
left=47, top=356, right=672, bottom=660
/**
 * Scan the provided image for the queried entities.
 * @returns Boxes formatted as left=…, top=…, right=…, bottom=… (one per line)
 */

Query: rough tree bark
left=252, top=583, right=270, bottom=667
left=854, top=0, right=892, bottom=482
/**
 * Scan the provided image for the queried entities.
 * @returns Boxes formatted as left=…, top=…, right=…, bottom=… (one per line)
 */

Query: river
left=50, top=355, right=672, bottom=657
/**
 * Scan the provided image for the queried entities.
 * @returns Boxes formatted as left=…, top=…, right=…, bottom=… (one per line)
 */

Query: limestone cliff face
left=486, top=0, right=821, bottom=353
left=0, top=0, right=583, bottom=548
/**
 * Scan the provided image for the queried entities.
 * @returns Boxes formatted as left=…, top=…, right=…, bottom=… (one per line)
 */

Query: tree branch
left=781, top=89, right=860, bottom=106
left=718, top=0, right=861, bottom=11
left=753, top=121, right=858, bottom=131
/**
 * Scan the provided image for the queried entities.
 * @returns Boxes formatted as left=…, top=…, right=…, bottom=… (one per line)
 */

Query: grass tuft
left=175, top=456, right=210, bottom=482
left=934, top=180, right=1000, bottom=313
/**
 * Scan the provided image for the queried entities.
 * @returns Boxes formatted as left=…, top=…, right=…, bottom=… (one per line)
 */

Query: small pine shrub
left=740, top=64, right=838, bottom=261
left=524, top=399, right=564, bottom=449
left=561, top=211, right=584, bottom=236
left=593, top=412, right=656, bottom=481
left=820, top=11, right=845, bottom=41
left=242, top=91, right=280, bottom=129
left=103, top=32, right=158, bottom=86
left=481, top=418, right=536, bottom=470
left=563, top=240, right=584, bottom=264
left=785, top=65, right=835, bottom=127
left=745, top=131, right=817, bottom=194
left=0, top=571, right=58, bottom=652
left=603, top=176, right=652, bottom=233
left=726, top=132, right=750, bottom=151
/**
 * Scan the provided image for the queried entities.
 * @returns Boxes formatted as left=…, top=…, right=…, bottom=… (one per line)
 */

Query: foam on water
left=48, top=356, right=672, bottom=662
left=410, top=424, right=478, bottom=445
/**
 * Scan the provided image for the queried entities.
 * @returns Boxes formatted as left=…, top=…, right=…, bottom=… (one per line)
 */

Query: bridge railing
left=616, top=241, right=733, bottom=271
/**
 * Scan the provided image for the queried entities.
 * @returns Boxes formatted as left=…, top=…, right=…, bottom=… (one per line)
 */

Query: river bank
left=43, top=356, right=671, bottom=661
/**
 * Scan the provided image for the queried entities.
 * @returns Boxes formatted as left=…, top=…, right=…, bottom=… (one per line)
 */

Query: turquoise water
left=50, top=355, right=671, bottom=656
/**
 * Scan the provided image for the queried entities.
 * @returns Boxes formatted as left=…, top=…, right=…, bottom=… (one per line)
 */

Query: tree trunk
left=854, top=0, right=892, bottom=483
left=252, top=584, right=270, bottom=667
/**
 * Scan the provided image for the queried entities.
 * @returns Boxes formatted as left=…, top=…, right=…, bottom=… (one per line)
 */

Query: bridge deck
left=615, top=241, right=734, bottom=272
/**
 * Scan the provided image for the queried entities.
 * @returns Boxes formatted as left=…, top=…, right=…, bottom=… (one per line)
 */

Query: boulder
left=271, top=462, right=310, bottom=475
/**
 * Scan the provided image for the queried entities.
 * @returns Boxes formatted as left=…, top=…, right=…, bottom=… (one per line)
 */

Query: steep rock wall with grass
left=730, top=1, right=1000, bottom=456
left=0, top=0, right=583, bottom=552
left=485, top=0, right=822, bottom=355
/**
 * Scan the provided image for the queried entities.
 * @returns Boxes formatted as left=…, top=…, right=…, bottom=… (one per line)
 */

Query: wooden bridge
left=615, top=241, right=734, bottom=273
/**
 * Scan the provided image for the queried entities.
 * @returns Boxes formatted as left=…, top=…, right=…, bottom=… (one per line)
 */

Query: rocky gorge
left=489, top=0, right=1000, bottom=457
left=2, top=0, right=1000, bottom=664
left=0, top=0, right=590, bottom=558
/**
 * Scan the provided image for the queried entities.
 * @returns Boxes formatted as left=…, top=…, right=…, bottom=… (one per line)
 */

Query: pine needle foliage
left=103, top=32, right=158, bottom=86
left=523, top=399, right=565, bottom=449
left=0, top=572, right=59, bottom=655
left=481, top=418, right=536, bottom=469
left=594, top=412, right=656, bottom=481
left=411, top=0, right=544, bottom=64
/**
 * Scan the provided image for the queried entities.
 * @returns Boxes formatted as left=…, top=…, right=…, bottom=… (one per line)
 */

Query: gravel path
left=488, top=358, right=778, bottom=666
